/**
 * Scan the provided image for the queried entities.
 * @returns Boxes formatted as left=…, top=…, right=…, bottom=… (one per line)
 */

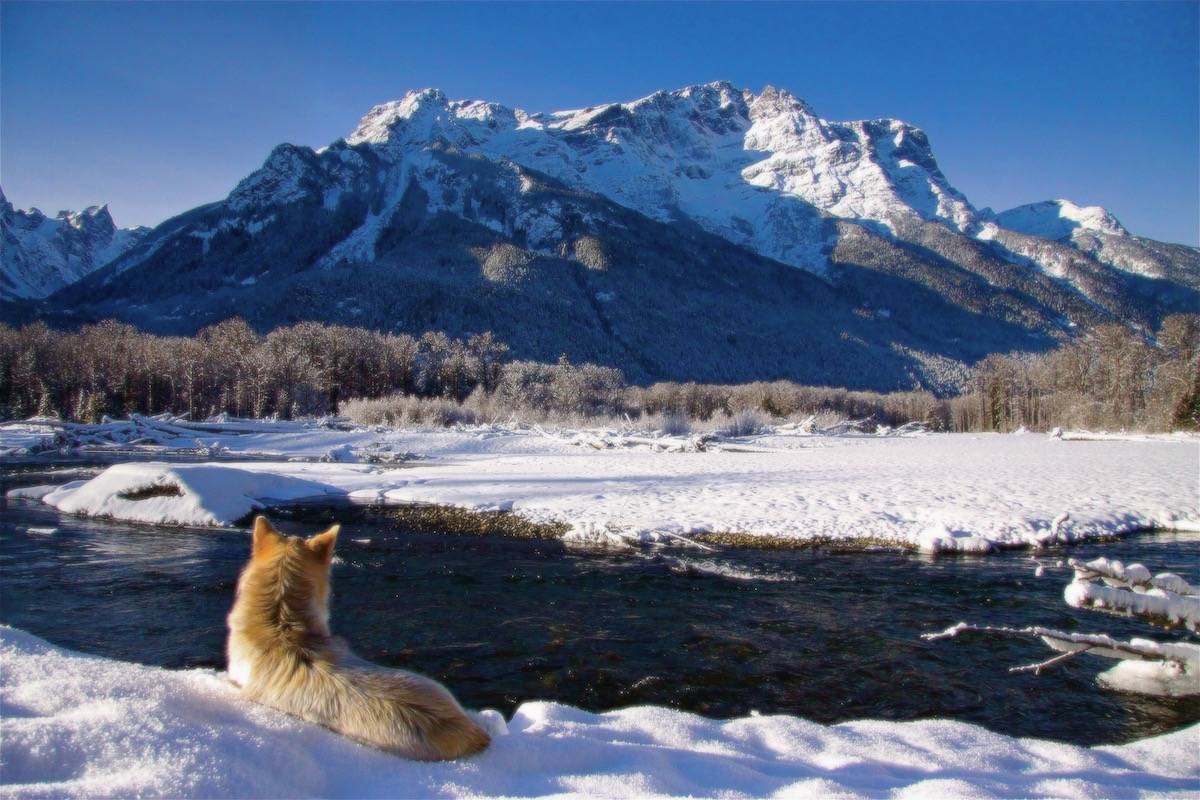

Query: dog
left=226, top=516, right=490, bottom=760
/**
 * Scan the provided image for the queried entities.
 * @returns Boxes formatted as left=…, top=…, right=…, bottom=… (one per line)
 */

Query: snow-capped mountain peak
left=60, top=204, right=117, bottom=234
left=347, top=88, right=522, bottom=152
left=993, top=199, right=1128, bottom=241
left=742, top=90, right=975, bottom=232
left=334, top=82, right=980, bottom=274
left=1, top=190, right=148, bottom=300
left=745, top=84, right=821, bottom=147
left=346, top=88, right=450, bottom=144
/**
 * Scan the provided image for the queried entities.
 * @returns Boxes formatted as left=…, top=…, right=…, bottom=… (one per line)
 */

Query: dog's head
left=234, top=516, right=340, bottom=628
left=249, top=515, right=338, bottom=564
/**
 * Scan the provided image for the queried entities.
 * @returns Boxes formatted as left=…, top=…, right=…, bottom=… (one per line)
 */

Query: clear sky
left=2, top=1, right=1197, bottom=245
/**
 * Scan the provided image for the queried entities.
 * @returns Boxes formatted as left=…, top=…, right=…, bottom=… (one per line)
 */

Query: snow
left=1065, top=570, right=1200, bottom=632
left=0, top=415, right=563, bottom=460
left=11, top=419, right=1198, bottom=553
left=7, top=485, right=63, bottom=501
left=0, top=192, right=146, bottom=300
left=927, top=550, right=1200, bottom=698
left=995, top=199, right=1127, bottom=241
left=338, top=82, right=976, bottom=276
left=925, top=622, right=1200, bottom=697
left=40, top=462, right=412, bottom=527
left=3, top=626, right=1197, bottom=799
left=0, top=422, right=60, bottom=454
left=1098, top=660, right=1199, bottom=697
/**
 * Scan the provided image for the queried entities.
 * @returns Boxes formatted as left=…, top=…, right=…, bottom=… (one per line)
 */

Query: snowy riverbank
left=5, top=417, right=1198, bottom=553
left=2, top=626, right=1197, bottom=799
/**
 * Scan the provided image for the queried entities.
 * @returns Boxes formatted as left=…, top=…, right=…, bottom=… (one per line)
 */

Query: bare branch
left=1009, top=646, right=1094, bottom=675
left=922, top=622, right=1200, bottom=668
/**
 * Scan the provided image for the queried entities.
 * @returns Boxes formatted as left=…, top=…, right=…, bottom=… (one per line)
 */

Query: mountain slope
left=993, top=199, right=1127, bottom=240
left=0, top=189, right=148, bottom=300
left=13, top=82, right=1200, bottom=390
left=45, top=148, right=1046, bottom=389
left=983, top=199, right=1200, bottom=292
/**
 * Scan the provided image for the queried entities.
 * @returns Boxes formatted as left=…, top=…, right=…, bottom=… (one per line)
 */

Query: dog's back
left=227, top=518, right=490, bottom=760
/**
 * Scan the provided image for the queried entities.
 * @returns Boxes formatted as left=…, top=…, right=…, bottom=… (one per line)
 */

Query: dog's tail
left=335, top=665, right=492, bottom=760
left=425, top=712, right=491, bottom=760
left=384, top=683, right=492, bottom=760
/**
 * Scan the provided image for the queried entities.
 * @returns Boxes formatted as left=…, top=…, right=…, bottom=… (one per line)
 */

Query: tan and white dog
left=226, top=516, right=490, bottom=760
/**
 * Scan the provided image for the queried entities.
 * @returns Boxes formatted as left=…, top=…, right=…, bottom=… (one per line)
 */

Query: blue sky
left=3, top=1, right=1197, bottom=244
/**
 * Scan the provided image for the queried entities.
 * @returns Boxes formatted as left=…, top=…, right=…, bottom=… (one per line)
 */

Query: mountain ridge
left=5, top=81, right=1197, bottom=390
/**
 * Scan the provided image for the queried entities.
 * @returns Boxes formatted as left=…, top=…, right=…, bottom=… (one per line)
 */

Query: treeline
left=959, top=316, right=1199, bottom=432
left=0, top=319, right=509, bottom=422
left=0, top=315, right=1196, bottom=431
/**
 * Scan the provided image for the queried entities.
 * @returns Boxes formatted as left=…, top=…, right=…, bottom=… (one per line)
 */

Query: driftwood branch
left=1009, top=646, right=1094, bottom=675
left=923, top=622, right=1199, bottom=669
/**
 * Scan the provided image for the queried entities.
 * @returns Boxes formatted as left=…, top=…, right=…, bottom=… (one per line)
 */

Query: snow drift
left=2, top=626, right=1197, bottom=799
left=41, top=461, right=414, bottom=526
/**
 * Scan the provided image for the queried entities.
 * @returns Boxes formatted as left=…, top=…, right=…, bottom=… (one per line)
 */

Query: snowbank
left=2, top=626, right=1197, bottom=799
left=40, top=462, right=414, bottom=526
left=26, top=432, right=1199, bottom=552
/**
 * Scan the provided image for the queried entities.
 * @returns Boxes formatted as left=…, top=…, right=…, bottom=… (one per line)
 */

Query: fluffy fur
left=226, top=516, right=490, bottom=760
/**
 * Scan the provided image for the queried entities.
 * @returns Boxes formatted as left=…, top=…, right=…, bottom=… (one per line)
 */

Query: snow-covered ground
left=4, top=417, right=1198, bottom=553
left=3, top=626, right=1197, bottom=799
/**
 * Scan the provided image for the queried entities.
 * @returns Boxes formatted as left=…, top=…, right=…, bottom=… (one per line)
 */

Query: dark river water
left=1, top=463, right=1197, bottom=747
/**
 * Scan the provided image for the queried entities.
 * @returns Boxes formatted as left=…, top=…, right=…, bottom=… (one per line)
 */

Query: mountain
left=11, top=83, right=1200, bottom=391
left=992, top=199, right=1127, bottom=240
left=335, top=83, right=973, bottom=276
left=981, top=199, right=1198, bottom=288
left=0, top=189, right=148, bottom=300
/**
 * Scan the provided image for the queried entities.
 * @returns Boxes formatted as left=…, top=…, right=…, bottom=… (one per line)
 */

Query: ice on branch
left=924, top=558, right=1200, bottom=696
left=1069, top=557, right=1197, bottom=596
left=923, top=624, right=1199, bottom=670
left=1065, top=558, right=1200, bottom=632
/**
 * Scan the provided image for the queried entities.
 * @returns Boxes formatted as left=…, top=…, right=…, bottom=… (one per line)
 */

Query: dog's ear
left=252, top=516, right=283, bottom=557
left=307, top=525, right=339, bottom=565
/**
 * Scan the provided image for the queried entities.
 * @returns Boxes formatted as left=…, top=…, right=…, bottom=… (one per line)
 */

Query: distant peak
left=749, top=84, right=816, bottom=118
left=56, top=203, right=116, bottom=231
left=403, top=87, right=448, bottom=105
left=347, top=88, right=458, bottom=145
left=369, top=87, right=449, bottom=111
left=996, top=198, right=1127, bottom=239
left=350, top=81, right=830, bottom=147
left=677, top=79, right=740, bottom=98
left=622, top=80, right=746, bottom=112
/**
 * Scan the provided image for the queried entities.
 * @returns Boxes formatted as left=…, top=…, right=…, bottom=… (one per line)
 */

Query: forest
left=1, top=314, right=1196, bottom=432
